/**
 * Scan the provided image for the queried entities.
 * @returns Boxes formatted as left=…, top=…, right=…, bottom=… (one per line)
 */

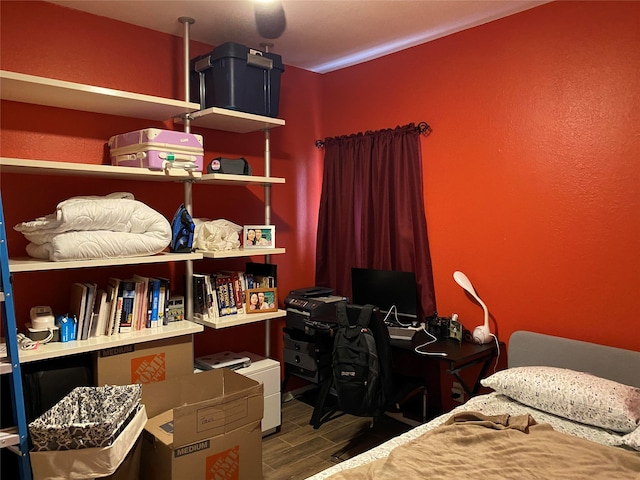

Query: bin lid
left=211, top=42, right=284, bottom=71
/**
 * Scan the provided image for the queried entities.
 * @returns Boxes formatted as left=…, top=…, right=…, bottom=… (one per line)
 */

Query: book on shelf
left=69, top=282, right=88, bottom=341
left=220, top=270, right=245, bottom=315
left=148, top=277, right=162, bottom=328
left=204, top=274, right=219, bottom=319
left=80, top=282, right=97, bottom=341
left=118, top=280, right=137, bottom=333
left=246, top=262, right=278, bottom=287
left=155, top=277, right=170, bottom=326
left=192, top=273, right=209, bottom=321
left=89, top=289, right=108, bottom=338
left=245, top=273, right=276, bottom=289
left=106, top=277, right=122, bottom=336
left=214, top=273, right=237, bottom=316
left=133, top=274, right=151, bottom=330
left=193, top=273, right=221, bottom=321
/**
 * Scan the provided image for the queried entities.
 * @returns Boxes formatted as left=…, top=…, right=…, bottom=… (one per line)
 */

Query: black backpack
left=332, top=302, right=389, bottom=417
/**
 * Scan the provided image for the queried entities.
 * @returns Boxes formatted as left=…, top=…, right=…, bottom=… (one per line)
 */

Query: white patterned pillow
left=481, top=366, right=640, bottom=433
left=622, top=427, right=640, bottom=451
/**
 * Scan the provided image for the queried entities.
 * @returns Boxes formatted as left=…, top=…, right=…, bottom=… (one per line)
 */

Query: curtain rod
left=314, top=121, right=431, bottom=148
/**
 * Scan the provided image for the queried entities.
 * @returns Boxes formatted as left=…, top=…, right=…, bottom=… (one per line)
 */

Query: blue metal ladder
left=0, top=191, right=33, bottom=480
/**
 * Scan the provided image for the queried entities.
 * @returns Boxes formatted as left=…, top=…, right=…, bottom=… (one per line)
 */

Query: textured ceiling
left=49, top=0, right=549, bottom=73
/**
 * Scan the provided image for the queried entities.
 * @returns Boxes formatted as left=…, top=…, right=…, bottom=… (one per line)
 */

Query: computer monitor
left=351, top=267, right=418, bottom=321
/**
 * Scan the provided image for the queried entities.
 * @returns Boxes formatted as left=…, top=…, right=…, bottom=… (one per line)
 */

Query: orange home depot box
left=94, top=336, right=194, bottom=386
left=139, top=369, right=264, bottom=480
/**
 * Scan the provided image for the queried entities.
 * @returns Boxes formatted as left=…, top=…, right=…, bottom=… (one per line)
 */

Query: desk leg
left=448, top=356, right=494, bottom=398
left=310, top=375, right=333, bottom=429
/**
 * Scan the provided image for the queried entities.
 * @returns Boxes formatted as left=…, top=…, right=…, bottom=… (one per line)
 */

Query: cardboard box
left=94, top=336, right=193, bottom=386
left=140, top=369, right=264, bottom=480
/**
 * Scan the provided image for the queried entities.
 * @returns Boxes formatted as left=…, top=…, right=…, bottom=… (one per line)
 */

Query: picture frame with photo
left=243, top=225, right=275, bottom=249
left=246, top=288, right=278, bottom=313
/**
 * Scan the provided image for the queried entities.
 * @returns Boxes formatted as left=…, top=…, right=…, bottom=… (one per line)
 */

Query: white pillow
left=622, top=426, right=640, bottom=451
left=481, top=366, right=640, bottom=433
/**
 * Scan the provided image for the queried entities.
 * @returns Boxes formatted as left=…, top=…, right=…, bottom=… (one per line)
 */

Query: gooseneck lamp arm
left=453, top=271, right=492, bottom=344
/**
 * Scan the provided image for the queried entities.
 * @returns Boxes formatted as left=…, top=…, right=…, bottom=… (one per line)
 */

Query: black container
left=190, top=42, right=284, bottom=117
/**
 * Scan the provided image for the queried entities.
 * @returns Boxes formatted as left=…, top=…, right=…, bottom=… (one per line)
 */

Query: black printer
left=284, top=287, right=345, bottom=334
left=282, top=287, right=345, bottom=386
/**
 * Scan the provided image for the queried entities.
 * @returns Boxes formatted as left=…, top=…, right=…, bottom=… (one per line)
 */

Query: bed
left=307, top=330, right=640, bottom=479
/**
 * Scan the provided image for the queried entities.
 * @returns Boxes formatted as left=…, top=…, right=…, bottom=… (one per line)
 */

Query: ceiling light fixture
left=254, top=0, right=287, bottom=40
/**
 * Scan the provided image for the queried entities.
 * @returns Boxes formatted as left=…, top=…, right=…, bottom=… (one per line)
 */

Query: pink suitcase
left=108, top=128, right=204, bottom=171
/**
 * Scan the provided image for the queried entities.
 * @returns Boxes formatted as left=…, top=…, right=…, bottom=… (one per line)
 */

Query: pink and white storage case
left=108, top=128, right=204, bottom=171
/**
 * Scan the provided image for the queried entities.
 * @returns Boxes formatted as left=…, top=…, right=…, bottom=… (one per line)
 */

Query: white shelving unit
left=177, top=106, right=285, bottom=133
left=0, top=65, right=287, bottom=357
left=16, top=321, right=204, bottom=363
left=0, top=73, right=210, bottom=365
left=0, top=157, right=202, bottom=181
left=0, top=19, right=288, bottom=471
left=197, top=309, right=287, bottom=330
left=0, top=70, right=199, bottom=121
left=175, top=23, right=287, bottom=349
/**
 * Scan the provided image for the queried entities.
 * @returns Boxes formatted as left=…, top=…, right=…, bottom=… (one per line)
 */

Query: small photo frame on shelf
left=243, top=225, right=275, bottom=249
left=246, top=288, right=278, bottom=314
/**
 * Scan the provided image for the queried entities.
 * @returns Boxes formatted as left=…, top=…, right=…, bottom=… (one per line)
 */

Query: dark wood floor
left=262, top=391, right=413, bottom=480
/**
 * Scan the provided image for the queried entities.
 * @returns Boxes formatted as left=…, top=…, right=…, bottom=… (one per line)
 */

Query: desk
left=405, top=333, right=498, bottom=396
left=284, top=322, right=501, bottom=427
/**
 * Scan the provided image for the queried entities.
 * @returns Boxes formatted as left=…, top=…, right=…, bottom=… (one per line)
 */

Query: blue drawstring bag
left=170, top=204, right=195, bottom=253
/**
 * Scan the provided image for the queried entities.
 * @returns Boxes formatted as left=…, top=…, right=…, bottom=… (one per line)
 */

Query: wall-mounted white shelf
left=17, top=321, right=203, bottom=363
left=195, top=309, right=286, bottom=330
left=0, top=159, right=287, bottom=187
left=200, top=248, right=286, bottom=259
left=0, top=157, right=201, bottom=181
left=8, top=252, right=203, bottom=273
left=177, top=106, right=285, bottom=134
left=0, top=70, right=199, bottom=121
left=200, top=173, right=285, bottom=186
left=1, top=57, right=287, bottom=361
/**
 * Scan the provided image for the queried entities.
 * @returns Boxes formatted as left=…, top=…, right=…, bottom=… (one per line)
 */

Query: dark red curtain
left=315, top=123, right=436, bottom=319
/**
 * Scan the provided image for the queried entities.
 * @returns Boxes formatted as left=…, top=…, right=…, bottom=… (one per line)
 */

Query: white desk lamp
left=453, top=271, right=492, bottom=344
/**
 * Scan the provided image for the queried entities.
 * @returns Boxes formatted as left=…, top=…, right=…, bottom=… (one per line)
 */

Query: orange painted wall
left=1, top=0, right=638, bottom=364
left=320, top=1, right=640, bottom=351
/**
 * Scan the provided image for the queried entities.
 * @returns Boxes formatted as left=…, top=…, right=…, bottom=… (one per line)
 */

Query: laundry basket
left=29, top=384, right=142, bottom=451
left=29, top=384, right=146, bottom=480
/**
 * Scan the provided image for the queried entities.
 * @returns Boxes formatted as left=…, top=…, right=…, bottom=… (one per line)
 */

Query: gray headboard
left=508, top=331, right=640, bottom=388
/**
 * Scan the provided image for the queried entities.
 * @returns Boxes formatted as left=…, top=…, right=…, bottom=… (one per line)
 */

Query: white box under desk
left=236, top=351, right=281, bottom=436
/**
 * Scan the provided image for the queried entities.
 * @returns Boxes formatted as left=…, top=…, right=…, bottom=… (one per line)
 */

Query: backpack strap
left=335, top=301, right=350, bottom=328
left=335, top=302, right=376, bottom=340
left=355, top=304, right=375, bottom=330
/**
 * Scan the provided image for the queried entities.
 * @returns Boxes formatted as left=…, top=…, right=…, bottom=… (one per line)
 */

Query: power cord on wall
left=490, top=333, right=500, bottom=373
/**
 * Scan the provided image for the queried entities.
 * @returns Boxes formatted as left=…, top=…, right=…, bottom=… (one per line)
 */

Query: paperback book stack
left=68, top=275, right=171, bottom=339
left=192, top=263, right=277, bottom=323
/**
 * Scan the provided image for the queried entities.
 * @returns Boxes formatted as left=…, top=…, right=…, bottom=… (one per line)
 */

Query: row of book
left=69, top=275, right=172, bottom=340
left=193, top=271, right=276, bottom=322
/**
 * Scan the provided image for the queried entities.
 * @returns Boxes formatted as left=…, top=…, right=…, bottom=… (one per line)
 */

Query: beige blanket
left=327, top=412, right=640, bottom=480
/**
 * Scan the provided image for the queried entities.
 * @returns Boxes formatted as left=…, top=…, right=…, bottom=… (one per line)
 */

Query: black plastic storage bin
left=190, top=42, right=284, bottom=117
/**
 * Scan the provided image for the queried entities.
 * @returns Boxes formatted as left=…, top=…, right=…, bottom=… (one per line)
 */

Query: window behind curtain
left=315, top=123, right=436, bottom=319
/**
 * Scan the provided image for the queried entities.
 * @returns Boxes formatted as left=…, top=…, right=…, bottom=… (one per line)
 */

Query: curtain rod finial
left=417, top=122, right=432, bottom=136
left=315, top=139, right=325, bottom=148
